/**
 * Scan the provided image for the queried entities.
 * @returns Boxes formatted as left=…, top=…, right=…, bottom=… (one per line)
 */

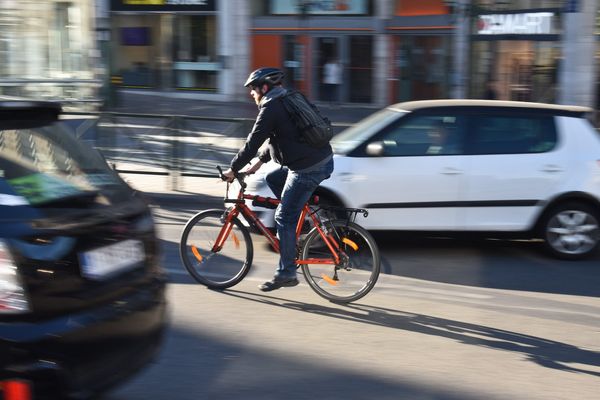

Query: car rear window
left=469, top=114, right=557, bottom=155
left=0, top=122, right=127, bottom=207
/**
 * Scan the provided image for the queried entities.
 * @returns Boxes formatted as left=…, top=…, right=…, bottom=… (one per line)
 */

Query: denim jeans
left=265, top=158, right=334, bottom=279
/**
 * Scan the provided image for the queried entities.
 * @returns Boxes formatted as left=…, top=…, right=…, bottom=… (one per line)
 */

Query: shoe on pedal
left=259, top=276, right=299, bottom=292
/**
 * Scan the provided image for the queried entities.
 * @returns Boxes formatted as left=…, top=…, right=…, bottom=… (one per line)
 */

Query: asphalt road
left=104, top=202, right=600, bottom=400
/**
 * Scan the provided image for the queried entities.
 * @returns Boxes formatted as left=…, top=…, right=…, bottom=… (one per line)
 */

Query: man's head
left=244, top=67, right=284, bottom=104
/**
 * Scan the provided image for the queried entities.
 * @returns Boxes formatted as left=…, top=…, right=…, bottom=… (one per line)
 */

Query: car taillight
left=0, top=240, right=30, bottom=314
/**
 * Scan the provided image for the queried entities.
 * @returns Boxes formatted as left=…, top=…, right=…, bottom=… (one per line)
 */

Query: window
left=0, top=124, right=123, bottom=206
left=373, top=114, right=465, bottom=156
left=469, top=114, right=557, bottom=154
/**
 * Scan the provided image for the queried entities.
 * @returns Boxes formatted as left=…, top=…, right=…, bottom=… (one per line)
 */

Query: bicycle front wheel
left=180, top=209, right=253, bottom=289
left=300, top=220, right=380, bottom=303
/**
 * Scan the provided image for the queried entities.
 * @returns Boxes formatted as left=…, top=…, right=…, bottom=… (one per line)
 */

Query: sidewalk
left=109, top=89, right=379, bottom=205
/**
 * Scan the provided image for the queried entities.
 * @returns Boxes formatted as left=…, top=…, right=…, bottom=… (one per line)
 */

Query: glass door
left=349, top=36, right=373, bottom=103
left=316, top=37, right=340, bottom=102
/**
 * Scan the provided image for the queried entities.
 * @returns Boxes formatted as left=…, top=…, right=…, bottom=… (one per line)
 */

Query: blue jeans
left=265, top=158, right=334, bottom=279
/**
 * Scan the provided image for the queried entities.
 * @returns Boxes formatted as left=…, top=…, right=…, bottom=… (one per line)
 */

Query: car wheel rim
left=546, top=210, right=599, bottom=255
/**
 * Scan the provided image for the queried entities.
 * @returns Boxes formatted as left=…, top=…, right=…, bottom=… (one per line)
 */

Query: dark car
left=0, top=101, right=168, bottom=399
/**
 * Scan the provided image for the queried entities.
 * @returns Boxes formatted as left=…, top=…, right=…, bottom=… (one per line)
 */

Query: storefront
left=109, top=0, right=218, bottom=92
left=469, top=7, right=562, bottom=102
left=250, top=0, right=377, bottom=104
left=387, top=1, right=454, bottom=102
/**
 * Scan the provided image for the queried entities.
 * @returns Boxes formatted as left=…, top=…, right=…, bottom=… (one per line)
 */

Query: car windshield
left=0, top=122, right=125, bottom=207
left=331, top=108, right=405, bottom=154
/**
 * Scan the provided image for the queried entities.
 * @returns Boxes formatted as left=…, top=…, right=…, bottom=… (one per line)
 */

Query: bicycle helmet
left=244, top=67, right=284, bottom=88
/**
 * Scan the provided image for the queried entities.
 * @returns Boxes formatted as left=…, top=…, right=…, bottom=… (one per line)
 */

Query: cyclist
left=223, top=67, right=334, bottom=292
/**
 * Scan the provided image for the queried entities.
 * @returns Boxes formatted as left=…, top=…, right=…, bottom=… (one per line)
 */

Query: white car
left=245, top=99, right=600, bottom=260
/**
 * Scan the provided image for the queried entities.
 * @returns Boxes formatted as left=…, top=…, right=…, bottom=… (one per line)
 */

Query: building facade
left=0, top=0, right=99, bottom=110
left=108, top=0, right=248, bottom=101
left=107, top=0, right=599, bottom=109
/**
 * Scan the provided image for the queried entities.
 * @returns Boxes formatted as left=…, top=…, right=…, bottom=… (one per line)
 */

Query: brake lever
left=215, top=165, right=247, bottom=189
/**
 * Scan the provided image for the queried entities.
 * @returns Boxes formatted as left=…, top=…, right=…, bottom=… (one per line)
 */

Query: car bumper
left=0, top=278, right=168, bottom=399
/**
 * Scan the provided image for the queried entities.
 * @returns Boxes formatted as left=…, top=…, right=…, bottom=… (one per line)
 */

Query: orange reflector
left=231, top=232, right=240, bottom=248
left=342, top=237, right=358, bottom=251
left=1, top=380, right=33, bottom=400
left=191, top=245, right=203, bottom=262
left=321, top=274, right=338, bottom=285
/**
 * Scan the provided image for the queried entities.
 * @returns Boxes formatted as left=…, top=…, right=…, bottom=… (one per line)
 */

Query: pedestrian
left=222, top=67, right=334, bottom=292
left=323, top=57, right=342, bottom=104
left=484, top=80, right=498, bottom=100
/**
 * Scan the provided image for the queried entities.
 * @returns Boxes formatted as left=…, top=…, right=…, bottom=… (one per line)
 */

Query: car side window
left=470, top=114, right=557, bottom=155
left=375, top=114, right=465, bottom=156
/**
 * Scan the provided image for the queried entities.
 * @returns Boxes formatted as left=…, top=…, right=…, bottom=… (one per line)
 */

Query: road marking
left=166, top=266, right=490, bottom=299
left=375, top=283, right=492, bottom=299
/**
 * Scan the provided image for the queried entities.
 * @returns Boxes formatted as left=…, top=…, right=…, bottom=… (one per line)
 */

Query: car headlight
left=0, top=240, right=30, bottom=314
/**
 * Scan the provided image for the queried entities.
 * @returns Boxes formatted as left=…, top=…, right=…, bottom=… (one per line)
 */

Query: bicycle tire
left=300, top=220, right=380, bottom=303
left=180, top=209, right=253, bottom=289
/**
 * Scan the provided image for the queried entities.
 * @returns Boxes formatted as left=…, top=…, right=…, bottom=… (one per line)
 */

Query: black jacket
left=230, top=87, right=332, bottom=172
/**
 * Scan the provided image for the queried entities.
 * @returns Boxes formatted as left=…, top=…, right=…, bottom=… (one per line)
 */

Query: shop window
left=173, top=15, right=216, bottom=62
left=349, top=36, right=372, bottom=103
left=470, top=41, right=559, bottom=103
left=395, top=36, right=451, bottom=102
left=50, top=2, right=84, bottom=74
left=175, top=71, right=218, bottom=92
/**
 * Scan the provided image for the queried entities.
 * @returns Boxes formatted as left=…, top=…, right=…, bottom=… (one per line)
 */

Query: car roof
left=388, top=99, right=592, bottom=117
left=0, top=100, right=62, bottom=129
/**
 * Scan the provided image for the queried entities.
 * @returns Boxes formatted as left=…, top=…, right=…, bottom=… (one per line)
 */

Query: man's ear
left=261, top=84, right=269, bottom=94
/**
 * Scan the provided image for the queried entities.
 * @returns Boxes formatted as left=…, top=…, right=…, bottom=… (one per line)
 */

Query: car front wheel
left=541, top=202, right=600, bottom=260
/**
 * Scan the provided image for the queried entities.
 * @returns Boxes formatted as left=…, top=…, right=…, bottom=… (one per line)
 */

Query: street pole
left=451, top=0, right=470, bottom=99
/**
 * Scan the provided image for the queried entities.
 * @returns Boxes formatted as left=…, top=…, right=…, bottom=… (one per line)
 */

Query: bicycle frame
left=212, top=186, right=341, bottom=266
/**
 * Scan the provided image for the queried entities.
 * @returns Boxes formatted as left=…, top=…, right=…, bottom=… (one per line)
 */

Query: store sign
left=110, top=0, right=215, bottom=11
left=477, top=12, right=555, bottom=35
left=271, top=0, right=368, bottom=15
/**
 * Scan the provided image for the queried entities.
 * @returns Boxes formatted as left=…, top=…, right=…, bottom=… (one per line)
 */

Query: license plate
left=80, top=240, right=145, bottom=280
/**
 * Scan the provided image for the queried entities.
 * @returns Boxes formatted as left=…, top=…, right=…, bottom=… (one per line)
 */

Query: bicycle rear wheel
left=180, top=209, right=253, bottom=289
left=300, top=220, right=380, bottom=303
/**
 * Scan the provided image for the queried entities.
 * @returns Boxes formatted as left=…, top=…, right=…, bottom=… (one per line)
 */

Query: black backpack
left=279, top=90, right=333, bottom=148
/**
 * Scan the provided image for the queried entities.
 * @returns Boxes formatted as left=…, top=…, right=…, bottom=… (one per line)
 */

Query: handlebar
left=216, top=165, right=247, bottom=190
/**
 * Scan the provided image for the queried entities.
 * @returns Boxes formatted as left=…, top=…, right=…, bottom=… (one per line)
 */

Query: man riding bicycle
left=223, top=67, right=334, bottom=292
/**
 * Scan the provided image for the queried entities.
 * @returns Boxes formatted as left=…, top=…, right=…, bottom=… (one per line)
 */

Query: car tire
left=540, top=202, right=600, bottom=260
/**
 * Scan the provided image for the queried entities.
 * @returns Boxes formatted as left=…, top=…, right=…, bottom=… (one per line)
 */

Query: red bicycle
left=179, top=166, right=380, bottom=303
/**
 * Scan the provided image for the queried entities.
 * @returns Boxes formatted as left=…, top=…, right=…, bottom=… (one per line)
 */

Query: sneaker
left=259, top=276, right=299, bottom=292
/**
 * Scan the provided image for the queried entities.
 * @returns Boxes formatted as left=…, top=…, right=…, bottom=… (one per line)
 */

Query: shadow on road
left=221, top=289, right=600, bottom=379
left=373, top=232, right=600, bottom=298
left=106, top=326, right=484, bottom=400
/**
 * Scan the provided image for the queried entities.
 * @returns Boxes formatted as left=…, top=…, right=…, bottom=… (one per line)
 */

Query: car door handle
left=440, top=167, right=463, bottom=175
left=541, top=165, right=563, bottom=173
left=338, top=172, right=366, bottom=182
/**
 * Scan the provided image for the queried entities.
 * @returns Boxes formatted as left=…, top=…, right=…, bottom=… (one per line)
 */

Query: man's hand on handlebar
left=222, top=168, right=236, bottom=183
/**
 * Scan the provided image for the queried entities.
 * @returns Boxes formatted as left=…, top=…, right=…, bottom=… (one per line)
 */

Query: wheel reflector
left=342, top=237, right=358, bottom=251
left=231, top=232, right=240, bottom=248
left=321, top=274, right=338, bottom=285
left=191, top=245, right=203, bottom=262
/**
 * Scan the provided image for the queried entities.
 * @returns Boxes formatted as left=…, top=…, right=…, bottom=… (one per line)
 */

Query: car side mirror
left=366, top=141, right=385, bottom=156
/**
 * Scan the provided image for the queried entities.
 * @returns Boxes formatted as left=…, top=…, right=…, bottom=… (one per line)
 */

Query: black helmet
left=244, top=67, right=284, bottom=88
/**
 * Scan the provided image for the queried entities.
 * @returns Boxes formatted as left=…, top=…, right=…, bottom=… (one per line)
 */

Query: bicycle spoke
left=300, top=220, right=380, bottom=303
left=180, top=210, right=253, bottom=289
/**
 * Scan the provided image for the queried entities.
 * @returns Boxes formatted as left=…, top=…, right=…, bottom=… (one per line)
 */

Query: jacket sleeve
left=258, top=146, right=272, bottom=163
left=230, top=106, right=274, bottom=172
